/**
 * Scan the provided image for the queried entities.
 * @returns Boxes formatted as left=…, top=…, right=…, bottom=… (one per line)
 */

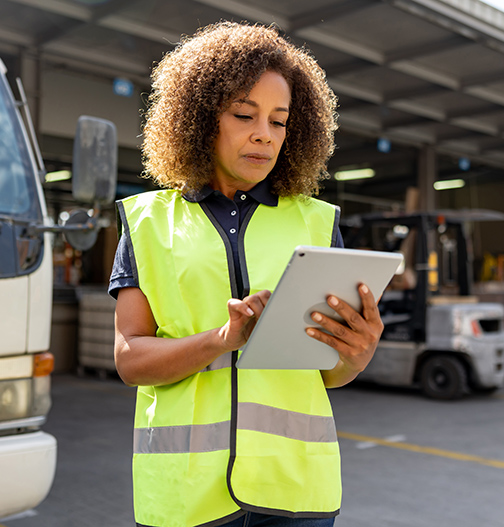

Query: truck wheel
left=420, top=356, right=467, bottom=400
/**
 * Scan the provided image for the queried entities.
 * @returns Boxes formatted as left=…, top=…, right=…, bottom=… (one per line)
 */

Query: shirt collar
left=183, top=177, right=278, bottom=207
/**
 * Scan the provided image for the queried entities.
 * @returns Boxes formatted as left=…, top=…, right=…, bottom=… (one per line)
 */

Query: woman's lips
left=243, top=153, right=271, bottom=164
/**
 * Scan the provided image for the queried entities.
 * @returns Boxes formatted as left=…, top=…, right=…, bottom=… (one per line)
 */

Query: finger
left=227, top=298, right=254, bottom=319
left=245, top=289, right=271, bottom=307
left=305, top=326, right=353, bottom=355
left=244, top=294, right=270, bottom=318
left=257, top=289, right=272, bottom=304
left=358, top=283, right=381, bottom=321
left=315, top=309, right=384, bottom=358
left=311, top=311, right=353, bottom=345
left=325, top=295, right=365, bottom=332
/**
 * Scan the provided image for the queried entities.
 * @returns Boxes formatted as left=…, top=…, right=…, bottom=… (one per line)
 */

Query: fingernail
left=246, top=307, right=254, bottom=316
left=306, top=328, right=315, bottom=336
left=312, top=313, right=322, bottom=322
left=329, top=296, right=339, bottom=307
left=360, top=284, right=369, bottom=294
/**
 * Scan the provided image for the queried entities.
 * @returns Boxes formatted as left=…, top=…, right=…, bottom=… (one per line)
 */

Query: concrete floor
left=2, top=374, right=503, bottom=527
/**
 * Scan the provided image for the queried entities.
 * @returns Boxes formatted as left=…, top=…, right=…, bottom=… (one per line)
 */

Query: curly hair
left=142, top=21, right=338, bottom=197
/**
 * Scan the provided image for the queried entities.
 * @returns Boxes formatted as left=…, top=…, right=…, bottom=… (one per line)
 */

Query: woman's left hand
left=306, top=283, right=384, bottom=388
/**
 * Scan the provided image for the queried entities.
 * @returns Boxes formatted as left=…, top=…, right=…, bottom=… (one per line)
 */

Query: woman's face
left=212, top=71, right=291, bottom=198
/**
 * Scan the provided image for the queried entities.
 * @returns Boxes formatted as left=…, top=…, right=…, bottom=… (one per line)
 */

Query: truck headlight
left=0, top=379, right=31, bottom=421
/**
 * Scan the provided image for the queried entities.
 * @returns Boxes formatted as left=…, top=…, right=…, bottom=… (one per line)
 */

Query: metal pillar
left=417, top=145, right=437, bottom=211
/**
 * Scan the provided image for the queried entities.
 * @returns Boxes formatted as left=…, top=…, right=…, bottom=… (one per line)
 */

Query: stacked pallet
left=78, top=292, right=116, bottom=378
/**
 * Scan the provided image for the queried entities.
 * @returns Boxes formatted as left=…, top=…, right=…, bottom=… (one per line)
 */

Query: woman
left=110, top=21, right=383, bottom=527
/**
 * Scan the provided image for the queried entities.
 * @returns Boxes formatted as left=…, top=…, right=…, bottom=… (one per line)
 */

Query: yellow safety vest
left=118, top=189, right=342, bottom=527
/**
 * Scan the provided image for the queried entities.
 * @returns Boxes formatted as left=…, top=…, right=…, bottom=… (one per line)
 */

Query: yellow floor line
left=338, top=431, right=504, bottom=470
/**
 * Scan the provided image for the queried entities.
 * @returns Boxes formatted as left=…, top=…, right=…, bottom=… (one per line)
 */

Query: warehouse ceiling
left=1, top=0, right=504, bottom=205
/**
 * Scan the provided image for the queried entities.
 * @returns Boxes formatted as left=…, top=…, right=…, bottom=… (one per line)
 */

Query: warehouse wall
left=40, top=69, right=143, bottom=150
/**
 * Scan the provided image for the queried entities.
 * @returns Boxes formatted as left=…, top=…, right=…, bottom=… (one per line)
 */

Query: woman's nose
left=251, top=120, right=272, bottom=143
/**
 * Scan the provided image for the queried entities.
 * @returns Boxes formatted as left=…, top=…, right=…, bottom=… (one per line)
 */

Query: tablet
left=236, top=246, right=403, bottom=370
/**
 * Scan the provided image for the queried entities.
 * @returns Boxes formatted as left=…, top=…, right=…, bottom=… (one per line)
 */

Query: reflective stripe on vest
left=199, top=352, right=233, bottom=372
left=119, top=190, right=342, bottom=527
left=134, top=403, right=337, bottom=454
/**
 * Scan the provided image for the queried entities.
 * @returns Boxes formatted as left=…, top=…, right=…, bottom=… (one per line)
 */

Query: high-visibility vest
left=118, top=189, right=342, bottom=527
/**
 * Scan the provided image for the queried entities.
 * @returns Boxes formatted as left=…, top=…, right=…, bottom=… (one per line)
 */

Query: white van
left=0, top=58, right=116, bottom=518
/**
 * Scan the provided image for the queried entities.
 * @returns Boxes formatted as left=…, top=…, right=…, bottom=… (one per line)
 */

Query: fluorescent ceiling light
left=334, top=168, right=375, bottom=181
left=45, top=170, right=72, bottom=183
left=433, top=179, right=465, bottom=191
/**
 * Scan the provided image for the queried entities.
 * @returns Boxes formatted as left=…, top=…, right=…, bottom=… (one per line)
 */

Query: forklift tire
left=420, top=355, right=467, bottom=400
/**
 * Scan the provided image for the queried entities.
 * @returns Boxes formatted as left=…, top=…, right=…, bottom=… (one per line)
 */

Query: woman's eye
left=234, top=114, right=252, bottom=120
left=273, top=121, right=287, bottom=128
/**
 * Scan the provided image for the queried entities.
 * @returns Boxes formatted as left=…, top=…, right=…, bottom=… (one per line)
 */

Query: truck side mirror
left=72, top=116, right=117, bottom=205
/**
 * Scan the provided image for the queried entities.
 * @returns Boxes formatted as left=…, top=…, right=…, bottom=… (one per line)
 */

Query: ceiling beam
left=387, top=99, right=445, bottom=121
left=6, top=0, right=176, bottom=48
left=383, top=84, right=447, bottom=102
left=192, top=0, right=288, bottom=27
left=100, top=16, right=180, bottom=45
left=387, top=0, right=504, bottom=52
left=297, top=26, right=384, bottom=63
left=390, top=60, right=459, bottom=89
left=445, top=104, right=500, bottom=120
left=460, top=69, right=504, bottom=89
left=35, top=20, right=83, bottom=47
left=382, top=114, right=431, bottom=130
left=42, top=52, right=150, bottom=88
left=34, top=0, right=139, bottom=47
left=90, top=0, right=138, bottom=21
left=43, top=41, right=149, bottom=76
left=464, top=85, right=504, bottom=106
left=297, top=21, right=504, bottom=107
left=384, top=35, right=467, bottom=63
left=332, top=74, right=504, bottom=143
left=435, top=129, right=483, bottom=142
left=4, top=0, right=88, bottom=19
left=477, top=137, right=504, bottom=154
left=0, top=24, right=33, bottom=47
left=449, top=116, right=500, bottom=136
left=324, top=60, right=374, bottom=78
left=288, top=0, right=373, bottom=32
left=328, top=77, right=383, bottom=104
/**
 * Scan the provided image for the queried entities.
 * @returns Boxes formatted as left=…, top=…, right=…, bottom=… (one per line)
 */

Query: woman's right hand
left=218, top=290, right=271, bottom=351
left=115, top=287, right=271, bottom=386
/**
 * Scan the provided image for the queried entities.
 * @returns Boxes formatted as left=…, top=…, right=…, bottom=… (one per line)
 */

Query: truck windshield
left=0, top=74, right=40, bottom=219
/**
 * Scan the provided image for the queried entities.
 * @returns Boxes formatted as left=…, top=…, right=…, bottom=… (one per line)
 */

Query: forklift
left=342, top=209, right=504, bottom=399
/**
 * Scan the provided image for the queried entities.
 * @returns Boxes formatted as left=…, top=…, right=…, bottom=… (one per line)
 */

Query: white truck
left=0, top=58, right=116, bottom=519
left=342, top=210, right=504, bottom=399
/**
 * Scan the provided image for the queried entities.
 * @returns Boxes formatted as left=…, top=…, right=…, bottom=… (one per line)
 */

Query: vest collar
left=182, top=177, right=279, bottom=207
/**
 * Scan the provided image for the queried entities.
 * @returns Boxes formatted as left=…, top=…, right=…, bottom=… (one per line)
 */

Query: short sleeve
left=108, top=235, right=138, bottom=299
left=335, top=228, right=344, bottom=248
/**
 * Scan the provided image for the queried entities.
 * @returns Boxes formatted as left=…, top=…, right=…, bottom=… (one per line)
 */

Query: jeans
left=137, top=513, right=335, bottom=527
left=220, top=512, right=335, bottom=527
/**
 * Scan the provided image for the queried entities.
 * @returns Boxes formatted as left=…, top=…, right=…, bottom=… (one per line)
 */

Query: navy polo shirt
left=108, top=178, right=343, bottom=300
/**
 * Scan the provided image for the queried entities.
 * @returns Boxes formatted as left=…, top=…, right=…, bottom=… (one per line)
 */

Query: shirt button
left=230, top=228, right=236, bottom=234
left=231, top=210, right=237, bottom=216
left=240, top=194, right=247, bottom=201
